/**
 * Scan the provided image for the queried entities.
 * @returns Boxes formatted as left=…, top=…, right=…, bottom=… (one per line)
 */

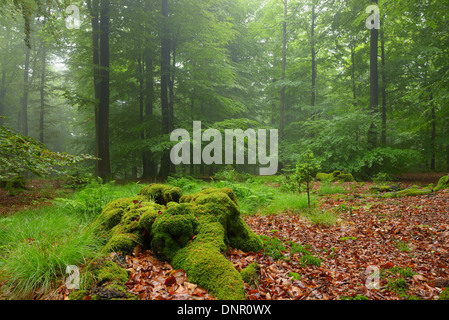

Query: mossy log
left=91, top=184, right=263, bottom=300
left=434, top=174, right=449, bottom=192
left=316, top=170, right=355, bottom=182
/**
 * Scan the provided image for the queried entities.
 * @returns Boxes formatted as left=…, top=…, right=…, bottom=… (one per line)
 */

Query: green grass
left=0, top=206, right=103, bottom=299
left=0, top=179, right=144, bottom=299
left=317, top=181, right=347, bottom=196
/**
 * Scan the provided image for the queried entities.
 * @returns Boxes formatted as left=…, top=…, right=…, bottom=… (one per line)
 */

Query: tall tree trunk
left=446, top=145, right=449, bottom=172
left=311, top=4, right=316, bottom=108
left=39, top=41, right=46, bottom=143
left=279, top=0, right=287, bottom=140
left=0, top=65, right=6, bottom=127
left=21, top=46, right=30, bottom=136
left=430, top=93, right=436, bottom=171
left=141, top=50, right=156, bottom=178
left=380, top=27, right=387, bottom=146
left=97, top=0, right=111, bottom=180
left=88, top=0, right=101, bottom=175
left=368, top=0, right=379, bottom=149
left=351, top=44, right=357, bottom=106
left=159, top=0, right=171, bottom=179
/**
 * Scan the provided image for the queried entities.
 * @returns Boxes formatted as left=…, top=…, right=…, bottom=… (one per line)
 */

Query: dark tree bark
left=430, top=93, right=436, bottom=171
left=159, top=0, right=171, bottom=179
left=380, top=27, right=387, bottom=146
left=88, top=0, right=101, bottom=176
left=97, top=0, right=111, bottom=180
left=368, top=0, right=379, bottom=149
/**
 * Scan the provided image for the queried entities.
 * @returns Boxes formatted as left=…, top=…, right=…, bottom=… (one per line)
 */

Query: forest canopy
left=1, top=0, right=448, bottom=181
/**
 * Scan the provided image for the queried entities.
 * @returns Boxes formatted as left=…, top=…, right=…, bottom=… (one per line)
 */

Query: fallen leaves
left=124, top=251, right=214, bottom=300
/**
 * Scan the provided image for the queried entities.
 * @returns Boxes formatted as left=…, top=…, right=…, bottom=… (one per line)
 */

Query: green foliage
left=0, top=126, right=95, bottom=181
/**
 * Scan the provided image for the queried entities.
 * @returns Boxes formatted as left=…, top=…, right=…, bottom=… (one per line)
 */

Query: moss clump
left=93, top=197, right=136, bottom=231
left=150, top=208, right=198, bottom=260
left=386, top=278, right=408, bottom=294
left=91, top=283, right=138, bottom=300
left=93, top=184, right=263, bottom=300
left=287, top=271, right=301, bottom=281
left=138, top=184, right=182, bottom=205
left=171, top=217, right=245, bottom=300
left=316, top=172, right=332, bottom=181
left=70, top=257, right=135, bottom=301
left=434, top=174, right=449, bottom=192
left=240, top=263, right=260, bottom=287
left=316, top=171, right=355, bottom=182
left=379, top=185, right=433, bottom=198
left=103, top=232, right=141, bottom=255
left=68, top=289, right=90, bottom=300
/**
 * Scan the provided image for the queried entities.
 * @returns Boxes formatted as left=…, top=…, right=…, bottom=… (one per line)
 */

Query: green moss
left=93, top=198, right=134, bottom=231
left=94, top=184, right=263, bottom=300
left=103, top=232, right=141, bottom=254
left=68, top=289, right=89, bottom=300
left=316, top=172, right=332, bottom=181
left=379, top=185, right=433, bottom=198
left=227, top=216, right=263, bottom=252
left=316, top=171, right=355, bottom=182
left=95, top=260, right=129, bottom=284
left=386, top=278, right=408, bottom=294
left=150, top=211, right=198, bottom=260
left=171, top=218, right=245, bottom=300
left=138, top=208, right=159, bottom=231
left=287, top=271, right=301, bottom=281
left=138, top=184, right=182, bottom=205
left=240, top=263, right=259, bottom=287
left=434, top=175, right=449, bottom=191
left=260, top=236, right=287, bottom=260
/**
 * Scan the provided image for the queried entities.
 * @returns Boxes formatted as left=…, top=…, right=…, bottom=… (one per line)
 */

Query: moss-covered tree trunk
left=92, top=184, right=263, bottom=300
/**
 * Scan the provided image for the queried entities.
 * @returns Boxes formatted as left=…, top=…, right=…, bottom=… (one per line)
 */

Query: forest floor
left=2, top=173, right=449, bottom=300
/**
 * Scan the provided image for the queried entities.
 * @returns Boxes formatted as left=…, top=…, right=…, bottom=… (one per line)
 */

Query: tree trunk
left=159, top=0, right=171, bottom=179
left=21, top=46, right=30, bottom=136
left=368, top=0, right=379, bottom=149
left=430, top=93, right=436, bottom=171
left=88, top=0, right=101, bottom=176
left=351, top=44, right=357, bottom=106
left=311, top=4, right=316, bottom=108
left=39, top=41, right=46, bottom=143
left=279, top=0, right=287, bottom=140
left=97, top=0, right=111, bottom=181
left=380, top=27, right=387, bottom=146
left=0, top=65, right=6, bottom=127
